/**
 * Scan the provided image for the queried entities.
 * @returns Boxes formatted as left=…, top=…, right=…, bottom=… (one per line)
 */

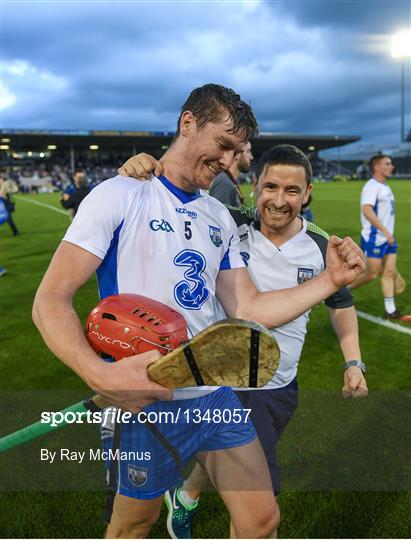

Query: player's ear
left=303, top=182, right=313, bottom=205
left=252, top=174, right=258, bottom=195
left=179, top=111, right=196, bottom=137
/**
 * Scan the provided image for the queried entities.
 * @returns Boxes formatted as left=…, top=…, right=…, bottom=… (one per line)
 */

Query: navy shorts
left=235, top=378, right=299, bottom=495
left=101, top=386, right=256, bottom=499
left=361, top=236, right=398, bottom=259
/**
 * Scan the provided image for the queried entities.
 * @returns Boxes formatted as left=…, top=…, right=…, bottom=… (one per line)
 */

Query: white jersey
left=64, top=174, right=245, bottom=399
left=225, top=211, right=353, bottom=389
left=360, top=177, right=395, bottom=246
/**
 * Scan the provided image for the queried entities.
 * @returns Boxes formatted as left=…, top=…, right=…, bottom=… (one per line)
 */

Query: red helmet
left=85, top=294, right=188, bottom=361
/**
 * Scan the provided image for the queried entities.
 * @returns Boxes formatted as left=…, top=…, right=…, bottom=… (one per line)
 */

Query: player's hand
left=342, top=367, right=368, bottom=399
left=383, top=230, right=394, bottom=245
left=325, top=236, right=366, bottom=288
left=89, top=350, right=173, bottom=413
left=118, top=153, right=163, bottom=180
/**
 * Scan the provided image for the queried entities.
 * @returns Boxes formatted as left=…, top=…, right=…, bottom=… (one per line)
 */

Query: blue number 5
left=173, top=249, right=210, bottom=310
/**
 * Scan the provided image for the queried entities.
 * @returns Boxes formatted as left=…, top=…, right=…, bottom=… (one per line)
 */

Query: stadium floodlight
left=39, top=152, right=45, bottom=158
left=391, top=31, right=411, bottom=58
left=27, top=151, right=32, bottom=157
left=89, top=144, right=99, bottom=150
left=0, top=144, right=9, bottom=150
left=47, top=144, right=57, bottom=150
left=1, top=138, right=10, bottom=143
left=308, top=145, right=315, bottom=151
left=391, top=31, right=411, bottom=142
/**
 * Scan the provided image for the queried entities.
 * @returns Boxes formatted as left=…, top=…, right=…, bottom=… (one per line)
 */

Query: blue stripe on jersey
left=159, top=175, right=202, bottom=204
left=96, top=220, right=124, bottom=298
left=219, top=235, right=233, bottom=270
left=369, top=199, right=378, bottom=244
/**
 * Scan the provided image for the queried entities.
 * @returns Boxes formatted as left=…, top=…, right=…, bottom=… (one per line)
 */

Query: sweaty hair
left=254, top=144, right=313, bottom=208
left=369, top=154, right=390, bottom=174
left=174, top=83, right=258, bottom=143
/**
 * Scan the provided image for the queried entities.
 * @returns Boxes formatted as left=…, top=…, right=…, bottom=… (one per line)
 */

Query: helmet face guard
left=85, top=294, right=188, bottom=361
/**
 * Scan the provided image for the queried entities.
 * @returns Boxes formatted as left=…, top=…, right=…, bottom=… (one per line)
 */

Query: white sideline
left=15, top=195, right=70, bottom=216
left=356, top=310, right=411, bottom=336
left=15, top=195, right=411, bottom=335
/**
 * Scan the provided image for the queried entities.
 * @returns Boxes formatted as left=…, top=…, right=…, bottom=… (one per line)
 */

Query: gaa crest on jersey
left=128, top=465, right=148, bottom=487
left=149, top=219, right=174, bottom=233
left=297, top=267, right=314, bottom=284
left=209, top=225, right=222, bottom=247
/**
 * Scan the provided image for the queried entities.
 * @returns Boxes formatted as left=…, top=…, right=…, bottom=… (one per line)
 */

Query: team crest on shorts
left=297, top=267, right=314, bottom=284
left=128, top=465, right=148, bottom=487
left=209, top=225, right=223, bottom=247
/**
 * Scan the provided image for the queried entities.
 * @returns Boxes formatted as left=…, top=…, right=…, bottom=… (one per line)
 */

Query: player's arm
left=328, top=306, right=368, bottom=399
left=362, top=204, right=394, bottom=244
left=216, top=235, right=365, bottom=327
left=33, top=241, right=172, bottom=412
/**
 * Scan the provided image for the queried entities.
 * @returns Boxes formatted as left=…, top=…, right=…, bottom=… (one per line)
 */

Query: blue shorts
left=101, top=387, right=256, bottom=499
left=361, top=236, right=398, bottom=259
left=235, top=378, right=299, bottom=495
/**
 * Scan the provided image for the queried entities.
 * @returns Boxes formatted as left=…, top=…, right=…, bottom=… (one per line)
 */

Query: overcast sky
left=2, top=0, right=411, bottom=149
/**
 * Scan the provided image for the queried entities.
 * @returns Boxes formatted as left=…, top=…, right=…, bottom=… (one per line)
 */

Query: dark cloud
left=272, top=0, right=410, bottom=32
left=2, top=0, right=410, bottom=147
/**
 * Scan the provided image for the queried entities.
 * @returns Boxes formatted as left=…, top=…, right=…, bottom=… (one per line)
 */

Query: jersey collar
left=158, top=175, right=202, bottom=204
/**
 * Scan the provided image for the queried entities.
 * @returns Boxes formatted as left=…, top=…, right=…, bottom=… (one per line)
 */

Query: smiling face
left=254, top=163, right=312, bottom=240
left=175, top=110, right=246, bottom=191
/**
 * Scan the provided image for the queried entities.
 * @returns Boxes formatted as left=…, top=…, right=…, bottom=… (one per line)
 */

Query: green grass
left=0, top=181, right=410, bottom=538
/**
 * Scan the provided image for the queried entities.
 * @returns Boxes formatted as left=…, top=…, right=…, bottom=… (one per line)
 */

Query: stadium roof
left=0, top=129, right=360, bottom=155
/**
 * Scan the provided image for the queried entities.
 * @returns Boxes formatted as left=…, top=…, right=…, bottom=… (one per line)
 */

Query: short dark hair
left=254, top=144, right=313, bottom=208
left=369, top=154, right=390, bottom=174
left=175, top=83, right=258, bottom=143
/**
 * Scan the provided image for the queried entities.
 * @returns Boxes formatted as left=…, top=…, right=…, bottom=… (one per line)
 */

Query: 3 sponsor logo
left=240, top=251, right=250, bottom=267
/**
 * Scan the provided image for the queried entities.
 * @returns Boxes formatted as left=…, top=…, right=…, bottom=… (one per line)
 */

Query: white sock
left=178, top=488, right=199, bottom=508
left=384, top=297, right=396, bottom=314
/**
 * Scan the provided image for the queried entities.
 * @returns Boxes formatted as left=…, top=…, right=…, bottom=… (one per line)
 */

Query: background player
left=33, top=84, right=365, bottom=539
left=208, top=141, right=253, bottom=206
left=350, top=154, right=407, bottom=320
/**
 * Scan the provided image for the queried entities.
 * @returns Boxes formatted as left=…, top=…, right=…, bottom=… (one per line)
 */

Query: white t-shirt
left=221, top=212, right=353, bottom=390
left=64, top=174, right=245, bottom=399
left=360, top=178, right=395, bottom=245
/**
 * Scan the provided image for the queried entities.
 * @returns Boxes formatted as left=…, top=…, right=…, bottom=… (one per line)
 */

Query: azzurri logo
left=176, top=208, right=198, bottom=220
left=150, top=219, right=174, bottom=232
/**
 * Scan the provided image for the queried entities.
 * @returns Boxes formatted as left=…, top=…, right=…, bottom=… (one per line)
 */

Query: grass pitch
left=0, top=180, right=410, bottom=538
